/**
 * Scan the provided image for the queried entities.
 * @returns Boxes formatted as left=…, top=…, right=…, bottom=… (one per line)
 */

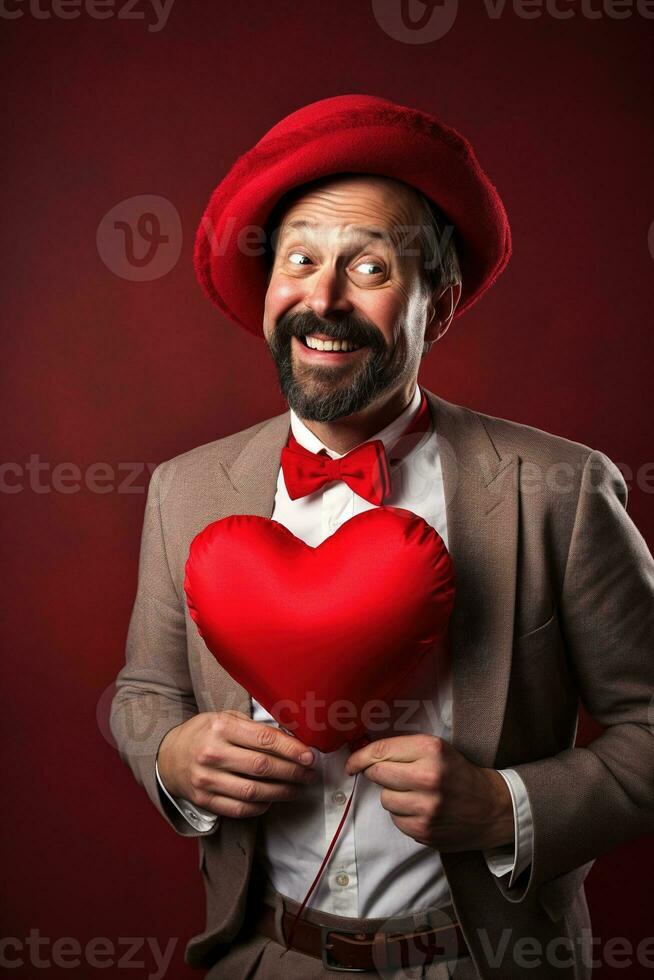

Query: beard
left=266, top=310, right=409, bottom=422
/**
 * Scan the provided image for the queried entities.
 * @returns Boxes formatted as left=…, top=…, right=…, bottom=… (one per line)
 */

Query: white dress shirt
left=156, top=382, right=534, bottom=916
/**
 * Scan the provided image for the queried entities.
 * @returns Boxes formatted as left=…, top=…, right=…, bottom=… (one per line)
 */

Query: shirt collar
left=289, top=384, right=423, bottom=459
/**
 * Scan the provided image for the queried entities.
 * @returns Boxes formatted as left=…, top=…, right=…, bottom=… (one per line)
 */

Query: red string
left=282, top=771, right=361, bottom=952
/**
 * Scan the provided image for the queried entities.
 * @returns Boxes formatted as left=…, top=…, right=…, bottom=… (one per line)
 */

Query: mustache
left=274, top=311, right=384, bottom=349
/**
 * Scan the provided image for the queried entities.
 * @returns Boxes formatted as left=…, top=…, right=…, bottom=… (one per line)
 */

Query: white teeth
left=305, top=335, right=361, bottom=352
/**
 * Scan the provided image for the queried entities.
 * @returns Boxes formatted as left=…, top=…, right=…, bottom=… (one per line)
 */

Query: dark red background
left=2, top=2, right=653, bottom=977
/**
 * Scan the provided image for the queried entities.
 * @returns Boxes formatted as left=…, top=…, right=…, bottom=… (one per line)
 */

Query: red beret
left=194, top=93, right=511, bottom=336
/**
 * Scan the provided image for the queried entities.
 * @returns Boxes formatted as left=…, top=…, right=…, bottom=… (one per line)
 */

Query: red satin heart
left=184, top=506, right=455, bottom=753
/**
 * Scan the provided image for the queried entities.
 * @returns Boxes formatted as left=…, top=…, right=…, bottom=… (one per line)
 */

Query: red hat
left=194, top=93, right=511, bottom=336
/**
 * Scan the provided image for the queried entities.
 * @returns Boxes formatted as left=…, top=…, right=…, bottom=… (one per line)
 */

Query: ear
left=424, top=282, right=463, bottom=345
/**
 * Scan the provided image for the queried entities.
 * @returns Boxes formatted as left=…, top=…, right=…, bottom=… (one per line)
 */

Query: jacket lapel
left=201, top=411, right=291, bottom=718
left=226, top=411, right=290, bottom=518
left=218, top=387, right=520, bottom=768
left=423, top=389, right=519, bottom=767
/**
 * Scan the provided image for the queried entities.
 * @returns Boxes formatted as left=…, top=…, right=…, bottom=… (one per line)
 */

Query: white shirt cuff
left=482, top=768, right=533, bottom=886
left=155, top=758, right=219, bottom=834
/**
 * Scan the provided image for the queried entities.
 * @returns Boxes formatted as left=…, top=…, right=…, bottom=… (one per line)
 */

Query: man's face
left=262, top=175, right=432, bottom=422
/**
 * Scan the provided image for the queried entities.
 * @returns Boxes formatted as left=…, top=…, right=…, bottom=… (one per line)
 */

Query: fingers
left=346, top=734, right=440, bottom=775
left=380, top=787, right=432, bottom=817
left=361, top=760, right=421, bottom=790
left=202, top=768, right=317, bottom=807
left=207, top=741, right=319, bottom=785
left=200, top=793, right=272, bottom=820
left=388, top=813, right=430, bottom=845
left=217, top=711, right=315, bottom=766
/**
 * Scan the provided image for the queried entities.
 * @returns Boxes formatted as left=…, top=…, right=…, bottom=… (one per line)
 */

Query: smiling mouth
left=296, top=333, right=368, bottom=355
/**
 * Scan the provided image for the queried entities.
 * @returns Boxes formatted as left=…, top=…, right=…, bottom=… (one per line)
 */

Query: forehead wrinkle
left=277, top=182, right=421, bottom=250
left=297, top=176, right=419, bottom=220
left=277, top=217, right=417, bottom=257
left=280, top=218, right=393, bottom=247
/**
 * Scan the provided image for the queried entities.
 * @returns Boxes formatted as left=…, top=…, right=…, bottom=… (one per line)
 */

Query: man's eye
left=288, top=252, right=311, bottom=266
left=354, top=261, right=383, bottom=275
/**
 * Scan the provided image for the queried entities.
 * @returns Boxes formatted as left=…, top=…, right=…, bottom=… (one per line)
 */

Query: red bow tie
left=281, top=388, right=431, bottom=506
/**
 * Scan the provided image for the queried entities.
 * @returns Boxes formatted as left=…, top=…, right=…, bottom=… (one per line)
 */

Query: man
left=110, top=94, right=654, bottom=979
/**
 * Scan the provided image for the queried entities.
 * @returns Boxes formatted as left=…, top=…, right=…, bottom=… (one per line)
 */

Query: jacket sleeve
left=109, top=462, right=221, bottom=838
left=496, top=449, right=654, bottom=902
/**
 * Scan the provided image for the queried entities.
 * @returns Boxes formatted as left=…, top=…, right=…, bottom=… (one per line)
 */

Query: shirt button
left=335, top=873, right=350, bottom=887
left=332, top=790, right=347, bottom=805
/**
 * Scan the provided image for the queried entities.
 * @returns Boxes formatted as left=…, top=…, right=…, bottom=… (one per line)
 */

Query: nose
left=303, top=265, right=354, bottom=320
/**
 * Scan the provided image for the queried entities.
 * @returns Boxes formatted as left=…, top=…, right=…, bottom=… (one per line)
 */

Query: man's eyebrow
left=279, top=219, right=392, bottom=244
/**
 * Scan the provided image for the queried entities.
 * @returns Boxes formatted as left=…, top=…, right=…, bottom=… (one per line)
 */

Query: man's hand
left=156, top=709, right=318, bottom=819
left=345, top=734, right=514, bottom=852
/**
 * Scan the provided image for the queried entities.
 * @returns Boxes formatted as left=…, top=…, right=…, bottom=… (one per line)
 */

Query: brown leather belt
left=253, top=900, right=470, bottom=972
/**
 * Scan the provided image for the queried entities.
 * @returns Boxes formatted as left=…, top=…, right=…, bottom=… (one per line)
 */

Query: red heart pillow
left=184, top=506, right=455, bottom=753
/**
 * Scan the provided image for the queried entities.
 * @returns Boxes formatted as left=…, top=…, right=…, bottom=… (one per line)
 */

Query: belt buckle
left=320, top=926, right=369, bottom=973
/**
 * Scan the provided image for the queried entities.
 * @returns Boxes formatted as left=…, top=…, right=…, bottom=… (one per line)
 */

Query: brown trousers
left=204, top=881, right=480, bottom=980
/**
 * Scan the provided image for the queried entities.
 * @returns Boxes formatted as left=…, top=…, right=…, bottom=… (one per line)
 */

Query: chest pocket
left=516, top=607, right=557, bottom=644
left=497, top=607, right=578, bottom=766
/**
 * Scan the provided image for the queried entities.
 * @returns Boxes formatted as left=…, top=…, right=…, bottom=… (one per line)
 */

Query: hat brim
left=194, top=101, right=511, bottom=336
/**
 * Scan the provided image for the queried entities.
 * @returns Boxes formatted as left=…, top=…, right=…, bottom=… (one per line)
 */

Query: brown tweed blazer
left=110, top=386, right=654, bottom=979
